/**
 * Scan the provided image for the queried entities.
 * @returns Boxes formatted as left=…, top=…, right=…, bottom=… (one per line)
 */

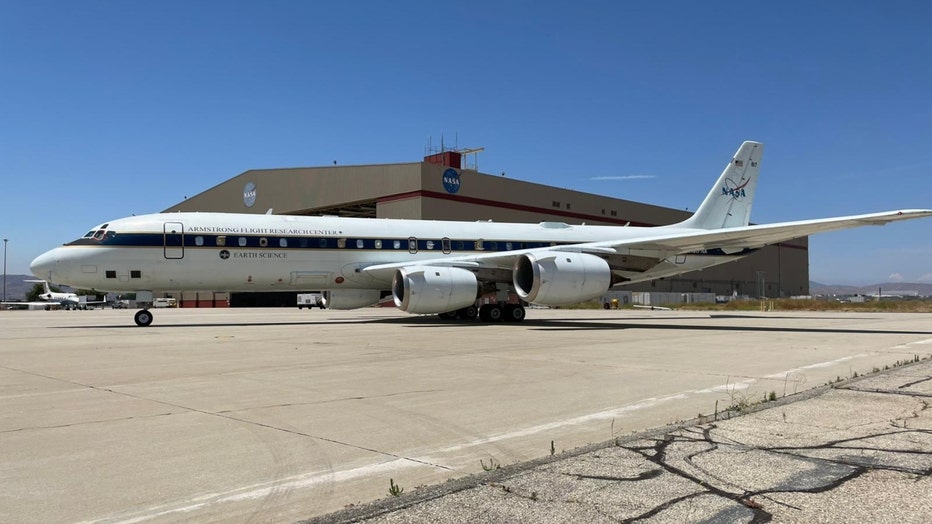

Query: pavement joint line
left=301, top=357, right=932, bottom=524
left=214, top=389, right=446, bottom=415
left=0, top=363, right=453, bottom=472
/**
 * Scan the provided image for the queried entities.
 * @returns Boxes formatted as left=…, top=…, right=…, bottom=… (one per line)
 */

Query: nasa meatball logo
left=721, top=178, right=750, bottom=201
left=219, top=249, right=230, bottom=260
left=442, top=168, right=460, bottom=194
left=243, top=182, right=257, bottom=207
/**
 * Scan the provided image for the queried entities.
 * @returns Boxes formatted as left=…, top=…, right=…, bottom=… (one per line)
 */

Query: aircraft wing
left=1, top=301, right=61, bottom=309
left=589, top=209, right=932, bottom=254
left=362, top=209, right=932, bottom=281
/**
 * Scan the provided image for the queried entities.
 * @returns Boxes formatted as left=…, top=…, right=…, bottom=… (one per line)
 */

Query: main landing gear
left=134, top=309, right=153, bottom=327
left=437, top=303, right=526, bottom=323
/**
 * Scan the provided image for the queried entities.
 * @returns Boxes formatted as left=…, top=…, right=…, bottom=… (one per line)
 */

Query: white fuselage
left=29, top=212, right=742, bottom=294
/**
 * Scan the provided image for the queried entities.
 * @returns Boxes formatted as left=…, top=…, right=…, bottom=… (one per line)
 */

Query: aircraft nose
left=30, top=249, right=60, bottom=281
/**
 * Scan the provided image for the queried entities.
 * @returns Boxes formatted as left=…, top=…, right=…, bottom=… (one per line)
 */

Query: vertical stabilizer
left=25, top=279, right=53, bottom=295
left=681, top=141, right=764, bottom=229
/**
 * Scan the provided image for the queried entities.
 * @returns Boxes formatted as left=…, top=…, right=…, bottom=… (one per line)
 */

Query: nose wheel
left=134, top=309, right=153, bottom=327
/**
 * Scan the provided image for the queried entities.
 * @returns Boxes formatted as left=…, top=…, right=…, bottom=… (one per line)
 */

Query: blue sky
left=2, top=1, right=930, bottom=285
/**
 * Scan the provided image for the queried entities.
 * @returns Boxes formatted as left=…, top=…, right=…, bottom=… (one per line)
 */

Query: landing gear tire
left=503, top=304, right=526, bottom=322
left=134, top=309, right=153, bottom=327
left=479, top=304, right=503, bottom=322
left=456, top=305, right=478, bottom=320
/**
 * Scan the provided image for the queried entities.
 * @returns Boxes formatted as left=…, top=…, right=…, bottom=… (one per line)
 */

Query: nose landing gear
left=134, top=309, right=153, bottom=327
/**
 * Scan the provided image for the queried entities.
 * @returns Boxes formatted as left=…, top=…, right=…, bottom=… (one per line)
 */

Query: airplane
left=0, top=280, right=106, bottom=310
left=29, top=279, right=107, bottom=309
left=28, top=279, right=82, bottom=307
left=28, top=141, right=932, bottom=326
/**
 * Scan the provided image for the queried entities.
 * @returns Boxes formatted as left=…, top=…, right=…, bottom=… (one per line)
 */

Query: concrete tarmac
left=325, top=358, right=932, bottom=524
left=0, top=307, right=930, bottom=523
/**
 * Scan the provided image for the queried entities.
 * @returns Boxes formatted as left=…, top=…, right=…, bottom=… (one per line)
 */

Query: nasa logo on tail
left=721, top=178, right=750, bottom=200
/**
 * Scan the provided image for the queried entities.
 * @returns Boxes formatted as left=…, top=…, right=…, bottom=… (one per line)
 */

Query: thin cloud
left=589, top=175, right=656, bottom=181
left=917, top=273, right=932, bottom=283
left=888, top=273, right=904, bottom=282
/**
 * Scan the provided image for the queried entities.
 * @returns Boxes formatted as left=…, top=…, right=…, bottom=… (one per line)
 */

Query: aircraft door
left=163, top=222, right=185, bottom=259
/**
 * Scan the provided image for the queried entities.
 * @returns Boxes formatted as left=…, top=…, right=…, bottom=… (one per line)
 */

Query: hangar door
left=163, top=221, right=185, bottom=259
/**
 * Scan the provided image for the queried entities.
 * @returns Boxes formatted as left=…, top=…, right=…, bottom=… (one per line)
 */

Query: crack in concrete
left=484, top=388, right=930, bottom=523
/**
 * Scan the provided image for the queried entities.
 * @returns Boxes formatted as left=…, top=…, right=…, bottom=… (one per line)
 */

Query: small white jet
left=29, top=141, right=932, bottom=326
left=0, top=280, right=105, bottom=310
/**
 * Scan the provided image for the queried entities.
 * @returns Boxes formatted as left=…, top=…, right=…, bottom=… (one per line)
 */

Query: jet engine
left=321, top=289, right=382, bottom=310
left=392, top=266, right=478, bottom=314
left=513, top=251, right=612, bottom=306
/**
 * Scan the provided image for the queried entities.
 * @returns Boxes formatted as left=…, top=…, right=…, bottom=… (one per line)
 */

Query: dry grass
left=677, top=299, right=932, bottom=313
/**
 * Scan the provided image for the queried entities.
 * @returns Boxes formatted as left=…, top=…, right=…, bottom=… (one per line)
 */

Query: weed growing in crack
left=388, top=478, right=404, bottom=497
left=480, top=457, right=500, bottom=471
left=725, top=377, right=752, bottom=412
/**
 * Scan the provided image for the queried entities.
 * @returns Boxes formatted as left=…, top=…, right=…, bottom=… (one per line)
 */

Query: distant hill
left=1, top=274, right=83, bottom=301
left=2, top=274, right=38, bottom=301
left=810, top=281, right=932, bottom=297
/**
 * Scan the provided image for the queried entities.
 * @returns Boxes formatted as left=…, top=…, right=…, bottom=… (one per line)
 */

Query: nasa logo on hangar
left=442, top=168, right=460, bottom=194
left=243, top=182, right=257, bottom=207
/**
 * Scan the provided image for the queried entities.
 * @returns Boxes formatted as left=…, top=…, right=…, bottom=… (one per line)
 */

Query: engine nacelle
left=321, top=289, right=382, bottom=310
left=392, top=266, right=478, bottom=314
left=513, top=251, right=612, bottom=306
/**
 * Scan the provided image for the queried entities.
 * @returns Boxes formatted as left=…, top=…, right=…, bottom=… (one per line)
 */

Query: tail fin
left=681, top=141, right=764, bottom=229
left=25, top=279, right=52, bottom=294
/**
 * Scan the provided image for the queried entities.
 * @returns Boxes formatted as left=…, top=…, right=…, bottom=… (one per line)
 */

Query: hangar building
left=165, top=150, right=808, bottom=307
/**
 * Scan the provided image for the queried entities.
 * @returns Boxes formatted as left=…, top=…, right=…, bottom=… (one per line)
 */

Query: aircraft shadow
left=54, top=314, right=932, bottom=337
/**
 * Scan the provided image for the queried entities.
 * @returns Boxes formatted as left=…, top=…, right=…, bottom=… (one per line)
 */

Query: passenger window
left=375, top=239, right=382, bottom=249
left=216, top=236, right=226, bottom=247
left=488, top=241, right=498, bottom=250
left=238, top=237, right=247, bottom=247
left=505, top=242, right=513, bottom=250
left=356, top=239, right=364, bottom=249
left=393, top=240, right=401, bottom=249
left=279, top=238, right=288, bottom=248
left=426, top=240, right=435, bottom=250
left=337, top=238, right=346, bottom=248
left=408, top=238, right=417, bottom=253
left=475, top=240, right=485, bottom=251
left=195, top=236, right=204, bottom=246
left=105, top=270, right=116, bottom=278
left=442, top=238, right=451, bottom=253
left=131, top=270, right=141, bottom=279
left=259, top=237, right=268, bottom=247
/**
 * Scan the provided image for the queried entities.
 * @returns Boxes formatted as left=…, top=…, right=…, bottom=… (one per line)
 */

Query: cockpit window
left=84, top=223, right=110, bottom=239
left=68, top=224, right=112, bottom=247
